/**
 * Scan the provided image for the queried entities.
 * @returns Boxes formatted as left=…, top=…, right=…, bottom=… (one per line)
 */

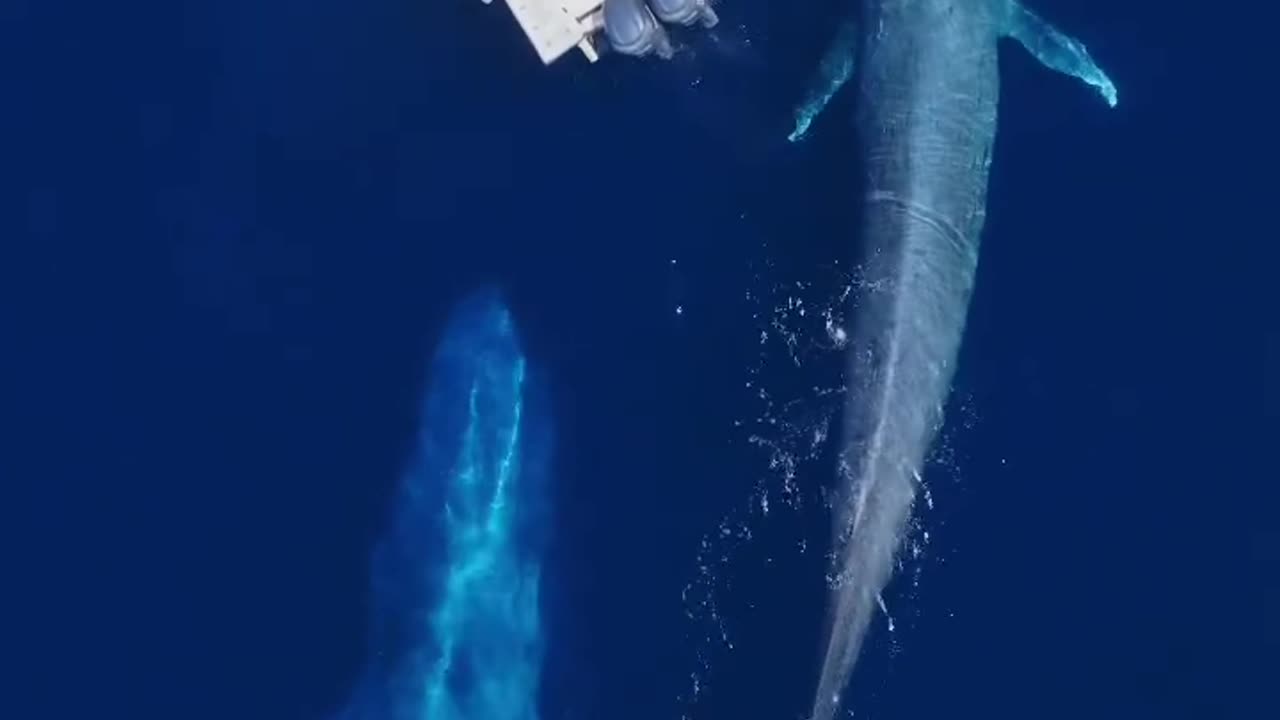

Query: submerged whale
left=797, top=3, right=1117, bottom=719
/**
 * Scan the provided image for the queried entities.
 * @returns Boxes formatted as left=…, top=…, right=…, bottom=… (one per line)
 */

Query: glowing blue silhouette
left=338, top=289, right=549, bottom=720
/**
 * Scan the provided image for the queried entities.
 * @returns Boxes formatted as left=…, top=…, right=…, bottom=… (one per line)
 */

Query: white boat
left=479, top=0, right=718, bottom=65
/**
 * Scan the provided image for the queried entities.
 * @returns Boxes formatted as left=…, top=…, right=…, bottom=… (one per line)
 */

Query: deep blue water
left=3, top=1, right=1269, bottom=719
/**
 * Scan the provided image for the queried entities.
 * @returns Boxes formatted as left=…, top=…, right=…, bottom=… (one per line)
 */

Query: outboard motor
left=602, top=0, right=673, bottom=58
left=645, top=0, right=719, bottom=28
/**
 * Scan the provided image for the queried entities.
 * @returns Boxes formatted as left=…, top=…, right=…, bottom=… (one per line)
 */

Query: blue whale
left=800, top=3, right=1116, bottom=719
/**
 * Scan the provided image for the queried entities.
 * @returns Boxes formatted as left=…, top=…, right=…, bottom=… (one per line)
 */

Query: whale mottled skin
left=805, top=2, right=1116, bottom=719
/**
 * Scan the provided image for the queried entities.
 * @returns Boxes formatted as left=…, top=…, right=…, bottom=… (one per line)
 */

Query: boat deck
left=483, top=0, right=606, bottom=64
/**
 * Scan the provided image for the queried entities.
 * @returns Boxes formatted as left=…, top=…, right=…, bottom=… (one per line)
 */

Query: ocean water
left=2, top=1, right=1266, bottom=719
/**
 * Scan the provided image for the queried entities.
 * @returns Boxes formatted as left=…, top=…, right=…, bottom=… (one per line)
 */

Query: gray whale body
left=803, top=2, right=1117, bottom=719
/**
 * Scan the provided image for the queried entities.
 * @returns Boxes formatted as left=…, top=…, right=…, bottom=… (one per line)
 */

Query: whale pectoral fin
left=788, top=16, right=861, bottom=143
left=1004, top=2, right=1119, bottom=108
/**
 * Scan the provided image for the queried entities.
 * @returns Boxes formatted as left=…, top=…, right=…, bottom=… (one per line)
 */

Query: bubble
left=677, top=247, right=977, bottom=717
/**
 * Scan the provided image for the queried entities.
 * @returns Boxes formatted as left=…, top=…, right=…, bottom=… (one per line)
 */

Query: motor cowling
left=645, top=0, right=718, bottom=28
left=602, top=0, right=672, bottom=58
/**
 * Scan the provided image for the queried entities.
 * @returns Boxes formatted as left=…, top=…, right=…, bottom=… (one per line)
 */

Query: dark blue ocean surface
left=3, top=1, right=1267, bottom=719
